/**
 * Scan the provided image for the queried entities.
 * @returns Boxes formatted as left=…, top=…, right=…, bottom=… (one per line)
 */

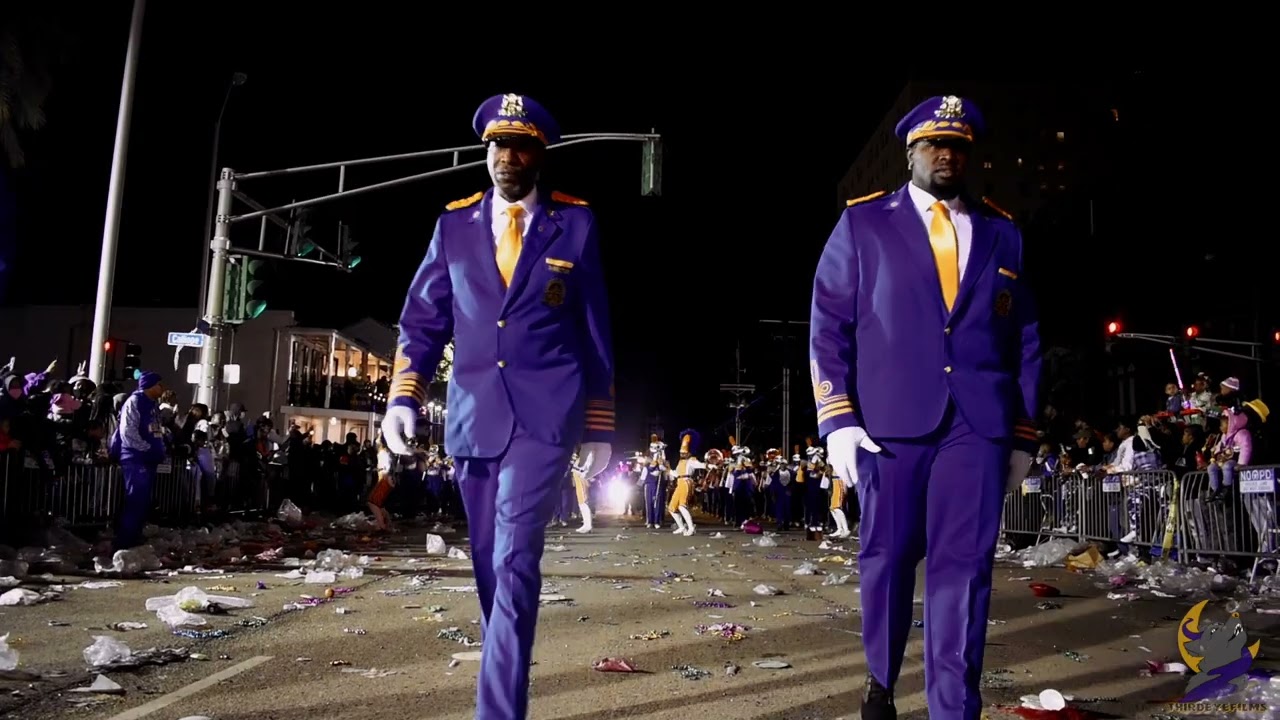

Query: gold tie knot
left=932, top=200, right=950, bottom=218
left=507, top=205, right=524, bottom=219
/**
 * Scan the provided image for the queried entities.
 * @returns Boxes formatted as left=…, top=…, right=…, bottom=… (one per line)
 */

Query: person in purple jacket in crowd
left=110, top=371, right=167, bottom=549
left=809, top=95, right=1042, bottom=720
left=380, top=93, right=615, bottom=719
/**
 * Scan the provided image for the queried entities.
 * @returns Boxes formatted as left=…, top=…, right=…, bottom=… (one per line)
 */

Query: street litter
left=672, top=664, right=712, bottom=680
left=69, top=674, right=125, bottom=695
left=752, top=660, right=791, bottom=669
left=0, top=634, right=17, bottom=671
left=593, top=657, right=639, bottom=672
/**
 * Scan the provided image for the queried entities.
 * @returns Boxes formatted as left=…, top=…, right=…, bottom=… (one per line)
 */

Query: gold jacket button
left=944, top=366, right=953, bottom=373
left=497, top=320, right=506, bottom=328
left=944, top=327, right=951, bottom=335
left=497, top=360, right=507, bottom=368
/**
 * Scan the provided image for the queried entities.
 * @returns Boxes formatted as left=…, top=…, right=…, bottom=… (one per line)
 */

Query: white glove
left=827, top=426, right=882, bottom=489
left=381, top=405, right=418, bottom=456
left=1006, top=449, right=1033, bottom=493
left=580, top=442, right=612, bottom=479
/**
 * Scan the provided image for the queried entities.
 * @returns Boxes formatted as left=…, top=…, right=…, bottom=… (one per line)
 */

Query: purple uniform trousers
left=856, top=402, right=1009, bottom=720
left=456, top=423, right=573, bottom=720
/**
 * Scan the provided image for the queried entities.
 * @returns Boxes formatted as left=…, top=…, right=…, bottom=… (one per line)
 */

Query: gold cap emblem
left=935, top=95, right=964, bottom=119
left=498, top=94, right=526, bottom=118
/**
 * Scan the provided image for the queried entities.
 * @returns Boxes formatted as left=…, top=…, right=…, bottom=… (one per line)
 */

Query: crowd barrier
left=0, top=452, right=258, bottom=530
left=5, top=449, right=1278, bottom=569
left=1001, top=465, right=1280, bottom=568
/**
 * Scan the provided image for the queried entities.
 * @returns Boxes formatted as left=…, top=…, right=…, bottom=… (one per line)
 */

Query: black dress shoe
left=857, top=673, right=896, bottom=720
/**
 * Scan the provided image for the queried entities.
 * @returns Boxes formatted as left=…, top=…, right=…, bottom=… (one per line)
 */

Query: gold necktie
left=495, top=204, right=524, bottom=287
left=928, top=200, right=959, bottom=311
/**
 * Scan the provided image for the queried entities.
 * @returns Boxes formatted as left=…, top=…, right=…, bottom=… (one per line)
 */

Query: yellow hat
left=1244, top=399, right=1270, bottom=423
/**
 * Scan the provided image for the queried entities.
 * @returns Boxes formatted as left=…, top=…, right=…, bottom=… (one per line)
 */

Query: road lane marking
left=105, top=655, right=273, bottom=720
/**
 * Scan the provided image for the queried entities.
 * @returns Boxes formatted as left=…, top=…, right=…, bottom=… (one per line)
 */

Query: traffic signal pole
left=1110, top=331, right=1265, bottom=398
left=193, top=132, right=662, bottom=410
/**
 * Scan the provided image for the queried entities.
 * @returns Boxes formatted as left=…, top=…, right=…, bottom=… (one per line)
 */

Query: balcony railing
left=286, top=379, right=387, bottom=415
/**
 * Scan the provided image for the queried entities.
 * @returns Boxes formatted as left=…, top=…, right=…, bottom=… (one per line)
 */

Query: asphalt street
left=0, top=513, right=1274, bottom=720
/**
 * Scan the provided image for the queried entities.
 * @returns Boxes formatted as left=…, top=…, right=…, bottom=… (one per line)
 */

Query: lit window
left=1111, top=108, right=1120, bottom=121
left=1056, top=131, right=1066, bottom=142
left=1039, top=182, right=1048, bottom=190
left=1016, top=158, right=1024, bottom=167
left=1037, top=164, right=1045, bottom=171
left=1058, top=184, right=1066, bottom=191
left=983, top=161, right=993, bottom=169
left=1058, top=161, right=1065, bottom=171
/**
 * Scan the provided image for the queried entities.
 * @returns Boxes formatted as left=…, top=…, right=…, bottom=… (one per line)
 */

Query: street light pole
left=194, top=169, right=234, bottom=409
left=88, top=0, right=146, bottom=384
left=196, top=72, right=246, bottom=322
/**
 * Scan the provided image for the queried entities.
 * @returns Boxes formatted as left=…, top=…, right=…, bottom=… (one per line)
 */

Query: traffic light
left=339, top=223, right=361, bottom=270
left=1106, top=320, right=1121, bottom=335
left=243, top=259, right=272, bottom=319
left=1184, top=325, right=1200, bottom=339
left=103, top=340, right=112, bottom=353
left=223, top=259, right=246, bottom=324
left=1273, top=330, right=1280, bottom=345
left=123, top=343, right=142, bottom=380
left=291, top=208, right=315, bottom=258
left=641, top=137, right=663, bottom=197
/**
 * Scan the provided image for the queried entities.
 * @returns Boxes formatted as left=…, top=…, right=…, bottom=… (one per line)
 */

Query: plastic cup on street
left=1039, top=688, right=1066, bottom=711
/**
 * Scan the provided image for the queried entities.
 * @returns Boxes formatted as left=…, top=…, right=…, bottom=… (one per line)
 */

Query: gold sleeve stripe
left=1014, top=428, right=1038, bottom=441
left=818, top=393, right=849, bottom=408
left=586, top=399, right=614, bottom=408
left=586, top=425, right=615, bottom=432
left=816, top=401, right=854, bottom=425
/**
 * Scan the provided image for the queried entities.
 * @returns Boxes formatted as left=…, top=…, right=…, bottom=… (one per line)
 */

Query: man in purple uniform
left=809, top=95, right=1041, bottom=720
left=382, top=93, right=615, bottom=719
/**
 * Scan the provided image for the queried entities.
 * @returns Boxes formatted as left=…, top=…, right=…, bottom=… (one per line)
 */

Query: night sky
left=2, top=7, right=1272, bottom=443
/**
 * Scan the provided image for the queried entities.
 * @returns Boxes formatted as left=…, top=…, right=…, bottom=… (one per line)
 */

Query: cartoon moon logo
left=1178, top=599, right=1261, bottom=672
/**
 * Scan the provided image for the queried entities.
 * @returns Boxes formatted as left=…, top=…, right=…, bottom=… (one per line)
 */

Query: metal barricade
left=1, top=451, right=201, bottom=528
left=1179, top=466, right=1279, bottom=571
left=1075, top=469, right=1179, bottom=558
left=1000, top=470, right=1083, bottom=544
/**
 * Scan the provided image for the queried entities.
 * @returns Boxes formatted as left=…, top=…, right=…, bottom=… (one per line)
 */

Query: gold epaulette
left=445, top=191, right=484, bottom=211
left=551, top=191, right=589, bottom=206
left=846, top=190, right=887, bottom=207
left=981, top=196, right=1014, bottom=221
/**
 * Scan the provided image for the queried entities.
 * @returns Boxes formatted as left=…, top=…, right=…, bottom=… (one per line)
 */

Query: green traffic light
left=246, top=300, right=268, bottom=318
left=347, top=255, right=362, bottom=269
left=297, top=240, right=316, bottom=257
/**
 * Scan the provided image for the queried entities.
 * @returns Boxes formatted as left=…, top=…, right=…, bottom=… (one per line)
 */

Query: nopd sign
left=1237, top=467, right=1275, bottom=494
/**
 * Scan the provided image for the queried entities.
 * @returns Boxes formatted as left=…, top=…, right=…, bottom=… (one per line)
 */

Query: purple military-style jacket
left=809, top=184, right=1041, bottom=453
left=389, top=187, right=616, bottom=458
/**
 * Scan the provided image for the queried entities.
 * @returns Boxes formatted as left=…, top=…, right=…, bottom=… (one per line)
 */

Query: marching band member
left=425, top=445, right=446, bottom=517
left=702, top=448, right=726, bottom=519
left=667, top=429, right=705, bottom=535
left=571, top=450, right=594, bottom=534
left=765, top=449, right=793, bottom=531
left=737, top=453, right=752, bottom=527
left=641, top=438, right=668, bottom=528
left=828, top=462, right=853, bottom=539
left=809, top=94, right=1041, bottom=718
left=381, top=93, right=616, bottom=720
left=803, top=437, right=828, bottom=532
left=367, top=433, right=396, bottom=531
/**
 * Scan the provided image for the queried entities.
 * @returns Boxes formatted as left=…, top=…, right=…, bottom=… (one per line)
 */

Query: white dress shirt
left=490, top=187, right=538, bottom=246
left=907, top=182, right=973, bottom=281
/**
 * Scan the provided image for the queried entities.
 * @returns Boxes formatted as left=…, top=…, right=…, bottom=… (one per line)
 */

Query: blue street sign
left=167, top=332, right=206, bottom=348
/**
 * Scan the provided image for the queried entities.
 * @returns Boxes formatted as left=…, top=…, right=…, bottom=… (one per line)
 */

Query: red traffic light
left=1274, top=330, right=1280, bottom=344
left=104, top=340, right=112, bottom=352
left=1185, top=325, right=1200, bottom=339
left=1106, top=321, right=1121, bottom=335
